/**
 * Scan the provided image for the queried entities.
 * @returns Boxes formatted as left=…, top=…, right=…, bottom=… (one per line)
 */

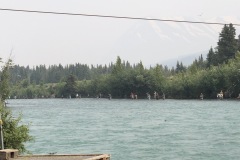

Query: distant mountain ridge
left=108, top=16, right=240, bottom=68
left=160, top=50, right=208, bottom=68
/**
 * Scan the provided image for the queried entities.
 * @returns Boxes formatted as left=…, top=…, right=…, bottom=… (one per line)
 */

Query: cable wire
left=0, top=8, right=240, bottom=26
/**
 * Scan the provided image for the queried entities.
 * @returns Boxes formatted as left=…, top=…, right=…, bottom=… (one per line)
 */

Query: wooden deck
left=0, top=149, right=110, bottom=160
left=17, top=154, right=110, bottom=160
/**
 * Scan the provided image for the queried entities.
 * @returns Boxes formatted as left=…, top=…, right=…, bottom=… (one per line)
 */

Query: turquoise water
left=8, top=99, right=240, bottom=160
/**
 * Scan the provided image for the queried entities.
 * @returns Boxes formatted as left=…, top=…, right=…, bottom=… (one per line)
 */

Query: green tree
left=0, top=58, right=33, bottom=153
left=217, top=24, right=238, bottom=64
left=0, top=104, right=33, bottom=153
left=109, top=56, right=126, bottom=98
left=0, top=59, right=13, bottom=101
left=148, top=64, right=166, bottom=93
left=207, top=47, right=217, bottom=67
left=62, top=74, right=78, bottom=98
left=111, top=56, right=123, bottom=75
left=176, top=61, right=186, bottom=73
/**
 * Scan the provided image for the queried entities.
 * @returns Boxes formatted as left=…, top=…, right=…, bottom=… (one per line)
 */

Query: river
left=8, top=99, right=240, bottom=160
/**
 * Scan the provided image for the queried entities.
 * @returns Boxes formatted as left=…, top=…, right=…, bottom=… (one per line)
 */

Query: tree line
left=7, top=24, right=240, bottom=99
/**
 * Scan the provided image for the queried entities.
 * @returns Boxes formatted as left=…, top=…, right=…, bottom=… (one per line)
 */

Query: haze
left=0, top=0, right=240, bottom=67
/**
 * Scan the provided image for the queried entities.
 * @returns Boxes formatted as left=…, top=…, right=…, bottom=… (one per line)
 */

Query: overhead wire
left=0, top=8, right=240, bottom=26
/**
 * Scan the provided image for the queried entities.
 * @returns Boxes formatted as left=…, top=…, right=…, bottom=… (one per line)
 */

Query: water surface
left=8, top=99, right=240, bottom=160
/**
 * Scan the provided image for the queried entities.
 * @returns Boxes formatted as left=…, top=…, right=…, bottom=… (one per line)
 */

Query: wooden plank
left=85, top=154, right=110, bottom=160
left=17, top=154, right=110, bottom=160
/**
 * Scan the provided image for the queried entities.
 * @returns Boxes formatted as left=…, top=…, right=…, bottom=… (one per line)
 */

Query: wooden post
left=0, top=115, right=4, bottom=150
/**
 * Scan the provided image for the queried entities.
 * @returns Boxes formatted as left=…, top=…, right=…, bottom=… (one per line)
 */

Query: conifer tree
left=112, top=56, right=123, bottom=75
left=207, top=47, right=217, bottom=67
left=217, top=24, right=238, bottom=64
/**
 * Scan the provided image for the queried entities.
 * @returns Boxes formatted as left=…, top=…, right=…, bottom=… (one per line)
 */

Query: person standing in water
left=130, top=92, right=134, bottom=99
left=237, top=93, right=240, bottom=99
left=162, top=93, right=165, bottom=100
left=200, top=93, right=203, bottom=100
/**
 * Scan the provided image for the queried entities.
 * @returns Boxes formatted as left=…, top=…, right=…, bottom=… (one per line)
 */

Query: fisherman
left=130, top=92, right=134, bottom=99
left=146, top=93, right=151, bottom=100
left=135, top=94, right=138, bottom=99
left=220, top=90, right=223, bottom=95
left=162, top=93, right=165, bottom=100
left=108, top=94, right=112, bottom=100
left=200, top=93, right=203, bottom=100
left=237, top=93, right=240, bottom=99
left=156, top=92, right=159, bottom=100
left=217, top=90, right=223, bottom=100
left=154, top=91, right=157, bottom=99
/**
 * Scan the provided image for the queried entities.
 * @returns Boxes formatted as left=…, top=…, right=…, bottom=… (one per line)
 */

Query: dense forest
left=6, top=24, right=240, bottom=99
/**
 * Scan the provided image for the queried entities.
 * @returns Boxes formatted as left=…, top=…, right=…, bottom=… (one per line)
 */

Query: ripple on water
left=9, top=99, right=240, bottom=160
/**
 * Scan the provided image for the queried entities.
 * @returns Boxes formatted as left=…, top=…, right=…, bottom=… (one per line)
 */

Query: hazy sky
left=0, top=0, right=240, bottom=67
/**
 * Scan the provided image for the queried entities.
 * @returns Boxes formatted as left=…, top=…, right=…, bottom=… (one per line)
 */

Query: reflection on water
left=9, top=99, right=240, bottom=160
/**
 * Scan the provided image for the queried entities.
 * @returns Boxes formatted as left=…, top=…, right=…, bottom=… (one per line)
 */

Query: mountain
left=108, top=16, right=240, bottom=67
left=160, top=50, right=208, bottom=68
